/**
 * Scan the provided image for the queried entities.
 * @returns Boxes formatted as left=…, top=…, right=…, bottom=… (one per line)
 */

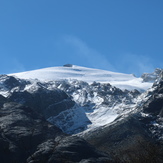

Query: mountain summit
left=10, top=65, right=152, bottom=91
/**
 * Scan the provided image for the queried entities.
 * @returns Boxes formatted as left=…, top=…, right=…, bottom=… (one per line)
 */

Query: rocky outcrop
left=143, top=78, right=163, bottom=117
left=141, top=68, right=163, bottom=82
left=27, top=136, right=112, bottom=163
left=8, top=87, right=75, bottom=119
left=0, top=95, right=6, bottom=107
left=0, top=75, right=30, bottom=92
left=63, top=64, right=73, bottom=67
left=0, top=102, right=62, bottom=163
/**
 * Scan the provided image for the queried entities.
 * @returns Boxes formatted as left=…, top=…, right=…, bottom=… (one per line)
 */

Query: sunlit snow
left=10, top=65, right=152, bottom=91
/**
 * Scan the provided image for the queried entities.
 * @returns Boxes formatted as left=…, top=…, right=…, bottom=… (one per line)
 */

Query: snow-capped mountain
left=2, top=65, right=160, bottom=134
left=10, top=65, right=152, bottom=91
left=0, top=74, right=140, bottom=134
left=0, top=65, right=163, bottom=162
left=5, top=65, right=153, bottom=133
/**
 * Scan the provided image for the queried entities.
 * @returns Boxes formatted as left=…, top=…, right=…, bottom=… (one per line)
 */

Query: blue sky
left=0, top=0, right=163, bottom=76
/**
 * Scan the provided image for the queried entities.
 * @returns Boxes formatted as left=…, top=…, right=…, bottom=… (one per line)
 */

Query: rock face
left=0, top=95, right=6, bottom=107
left=8, top=87, right=75, bottom=119
left=0, top=102, right=112, bottom=163
left=141, top=68, right=163, bottom=82
left=0, top=102, right=61, bottom=163
left=143, top=79, right=163, bottom=117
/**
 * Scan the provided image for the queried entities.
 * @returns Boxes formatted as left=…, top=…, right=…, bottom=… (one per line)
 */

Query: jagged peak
left=141, top=68, right=163, bottom=82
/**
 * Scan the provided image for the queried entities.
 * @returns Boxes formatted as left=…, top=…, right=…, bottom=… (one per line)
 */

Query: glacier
left=9, top=65, right=153, bottom=91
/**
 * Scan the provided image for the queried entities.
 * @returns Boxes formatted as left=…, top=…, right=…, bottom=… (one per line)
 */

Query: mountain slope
left=0, top=102, right=112, bottom=163
left=80, top=77, right=163, bottom=162
left=10, top=65, right=152, bottom=91
left=0, top=66, right=163, bottom=162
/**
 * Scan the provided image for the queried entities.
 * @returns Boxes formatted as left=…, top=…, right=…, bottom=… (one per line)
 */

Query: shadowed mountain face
left=8, top=87, right=75, bottom=119
left=81, top=114, right=163, bottom=162
left=0, top=102, right=113, bottom=163
left=0, top=69, right=163, bottom=162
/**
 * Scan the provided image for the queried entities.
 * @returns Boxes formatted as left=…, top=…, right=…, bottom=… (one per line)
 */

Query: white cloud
left=11, top=58, right=26, bottom=73
left=116, top=53, right=155, bottom=76
left=54, top=35, right=156, bottom=76
left=62, top=35, right=116, bottom=71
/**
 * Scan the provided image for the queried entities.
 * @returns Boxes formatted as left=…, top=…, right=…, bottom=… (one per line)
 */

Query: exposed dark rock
left=8, top=87, right=75, bottom=119
left=141, top=68, right=163, bottom=82
left=143, top=94, right=163, bottom=116
left=143, top=77, right=163, bottom=117
left=0, top=75, right=30, bottom=90
left=0, top=95, right=7, bottom=107
left=27, top=136, right=113, bottom=163
left=0, top=102, right=112, bottom=163
left=3, top=75, right=21, bottom=89
left=82, top=114, right=163, bottom=162
left=63, top=64, right=73, bottom=67
left=0, top=102, right=63, bottom=163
